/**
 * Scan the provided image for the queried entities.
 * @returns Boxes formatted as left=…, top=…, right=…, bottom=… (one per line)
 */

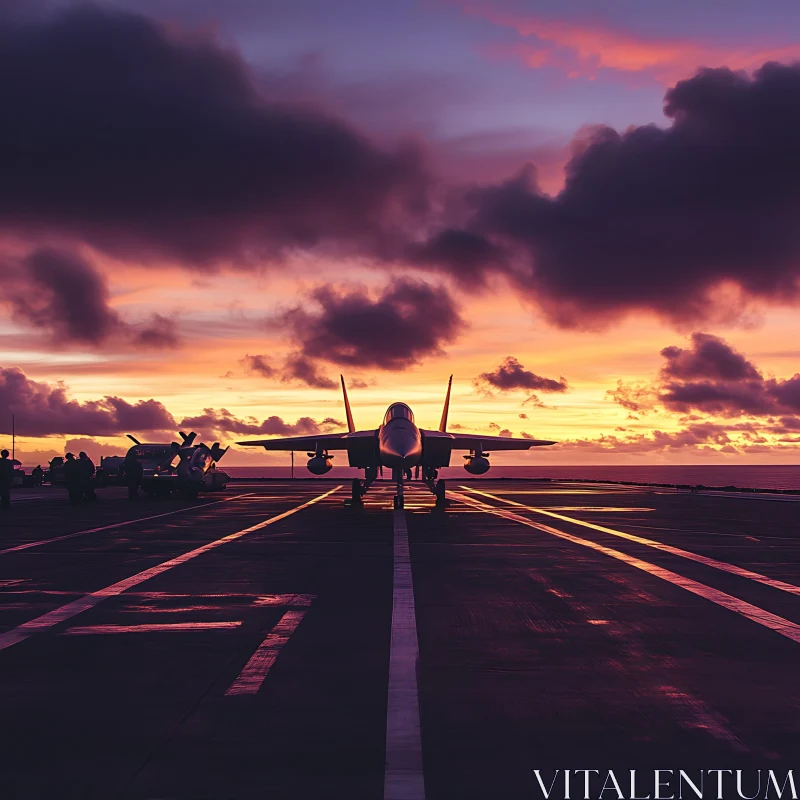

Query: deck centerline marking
left=225, top=610, right=308, bottom=696
left=384, top=509, right=426, bottom=800
left=462, top=486, right=800, bottom=597
left=0, top=493, right=256, bottom=556
left=452, top=491, right=800, bottom=646
left=0, top=487, right=341, bottom=653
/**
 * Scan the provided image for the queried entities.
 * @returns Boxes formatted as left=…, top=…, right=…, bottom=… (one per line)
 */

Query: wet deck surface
left=1, top=480, right=800, bottom=799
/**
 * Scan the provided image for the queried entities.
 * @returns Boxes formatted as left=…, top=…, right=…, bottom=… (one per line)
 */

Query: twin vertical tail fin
left=341, top=375, right=355, bottom=433
left=340, top=374, right=450, bottom=433
left=439, top=375, right=453, bottom=432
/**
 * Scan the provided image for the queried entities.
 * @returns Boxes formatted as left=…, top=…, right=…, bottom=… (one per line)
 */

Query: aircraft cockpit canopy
left=384, top=403, right=415, bottom=425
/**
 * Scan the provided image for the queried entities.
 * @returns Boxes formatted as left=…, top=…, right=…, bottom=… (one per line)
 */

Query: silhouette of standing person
left=124, top=452, right=143, bottom=500
left=31, top=465, right=43, bottom=486
left=78, top=451, right=97, bottom=502
left=64, top=452, right=81, bottom=505
left=0, top=449, right=13, bottom=510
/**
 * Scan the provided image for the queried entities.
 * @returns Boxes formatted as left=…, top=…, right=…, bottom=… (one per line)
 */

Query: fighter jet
left=125, top=431, right=230, bottom=498
left=238, top=376, right=556, bottom=508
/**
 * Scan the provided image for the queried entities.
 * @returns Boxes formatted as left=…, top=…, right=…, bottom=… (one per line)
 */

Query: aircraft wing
left=237, top=430, right=374, bottom=451
left=421, top=430, right=556, bottom=451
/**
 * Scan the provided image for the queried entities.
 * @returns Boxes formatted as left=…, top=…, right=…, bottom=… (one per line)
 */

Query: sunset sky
left=4, top=0, right=800, bottom=466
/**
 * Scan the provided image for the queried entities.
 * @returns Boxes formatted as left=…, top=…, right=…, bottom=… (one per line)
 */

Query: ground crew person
left=124, top=452, right=143, bottom=500
left=78, top=451, right=97, bottom=502
left=0, top=449, right=13, bottom=509
left=64, top=452, right=81, bottom=505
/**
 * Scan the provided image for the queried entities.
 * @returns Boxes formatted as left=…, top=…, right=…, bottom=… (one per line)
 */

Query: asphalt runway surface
left=1, top=479, right=800, bottom=799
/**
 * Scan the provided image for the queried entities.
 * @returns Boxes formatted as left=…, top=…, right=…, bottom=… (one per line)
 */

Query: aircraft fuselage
left=379, top=415, right=423, bottom=470
left=378, top=402, right=423, bottom=472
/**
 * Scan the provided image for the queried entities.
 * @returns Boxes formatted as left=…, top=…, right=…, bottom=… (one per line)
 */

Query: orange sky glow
left=3, top=1, right=800, bottom=469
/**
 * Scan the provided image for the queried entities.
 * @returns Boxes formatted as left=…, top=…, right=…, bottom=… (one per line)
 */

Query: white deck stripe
left=384, top=509, right=426, bottom=800
left=0, top=487, right=341, bottom=653
left=225, top=610, right=307, bottom=696
left=452, top=491, right=800, bottom=647
left=462, top=486, right=800, bottom=597
left=0, top=493, right=255, bottom=556
left=64, top=622, right=242, bottom=634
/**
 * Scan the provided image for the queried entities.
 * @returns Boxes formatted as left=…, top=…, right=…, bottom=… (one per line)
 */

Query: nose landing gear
left=392, top=468, right=405, bottom=510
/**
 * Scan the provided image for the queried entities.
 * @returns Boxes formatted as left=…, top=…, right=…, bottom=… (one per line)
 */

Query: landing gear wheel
left=393, top=495, right=404, bottom=510
left=351, top=478, right=363, bottom=504
left=434, top=479, right=446, bottom=505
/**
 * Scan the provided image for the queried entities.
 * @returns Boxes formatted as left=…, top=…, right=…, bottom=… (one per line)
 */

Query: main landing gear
left=422, top=467, right=446, bottom=507
left=347, top=467, right=378, bottom=507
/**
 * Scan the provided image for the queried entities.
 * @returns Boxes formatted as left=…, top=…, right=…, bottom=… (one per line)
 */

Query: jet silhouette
left=238, top=376, right=555, bottom=508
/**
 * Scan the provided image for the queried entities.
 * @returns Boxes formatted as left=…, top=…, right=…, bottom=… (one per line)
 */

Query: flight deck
left=1, top=480, right=800, bottom=799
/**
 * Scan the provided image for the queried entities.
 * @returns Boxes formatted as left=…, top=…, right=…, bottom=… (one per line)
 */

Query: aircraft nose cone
left=380, top=428, right=422, bottom=468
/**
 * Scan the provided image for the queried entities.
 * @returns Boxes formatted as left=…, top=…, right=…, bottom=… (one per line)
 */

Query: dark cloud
left=178, top=408, right=343, bottom=438
left=416, top=63, right=800, bottom=326
left=2, top=247, right=180, bottom=348
left=281, top=279, right=464, bottom=370
left=0, top=5, right=427, bottom=265
left=600, top=332, right=800, bottom=418
left=475, top=357, right=567, bottom=398
left=557, top=422, right=737, bottom=454
left=0, top=367, right=176, bottom=436
left=661, top=332, right=762, bottom=381
left=770, top=416, right=800, bottom=433
left=659, top=380, right=778, bottom=416
left=406, top=229, right=505, bottom=284
left=132, top=314, right=180, bottom=349
left=6, top=248, right=122, bottom=344
left=241, top=352, right=336, bottom=388
left=641, top=332, right=800, bottom=417
left=282, top=353, right=337, bottom=389
left=242, top=354, right=277, bottom=378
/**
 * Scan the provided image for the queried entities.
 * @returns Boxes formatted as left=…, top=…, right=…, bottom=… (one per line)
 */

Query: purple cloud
left=475, top=357, right=567, bottom=398
left=178, top=408, right=343, bottom=438
left=0, top=367, right=176, bottom=436
left=0, top=6, right=426, bottom=266
left=280, top=279, right=464, bottom=370
left=660, top=332, right=762, bottom=381
left=415, top=63, right=800, bottom=326
left=607, top=331, right=800, bottom=418
left=2, top=248, right=179, bottom=349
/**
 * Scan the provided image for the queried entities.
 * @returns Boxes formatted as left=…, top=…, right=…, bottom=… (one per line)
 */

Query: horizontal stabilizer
left=210, top=443, right=229, bottom=462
